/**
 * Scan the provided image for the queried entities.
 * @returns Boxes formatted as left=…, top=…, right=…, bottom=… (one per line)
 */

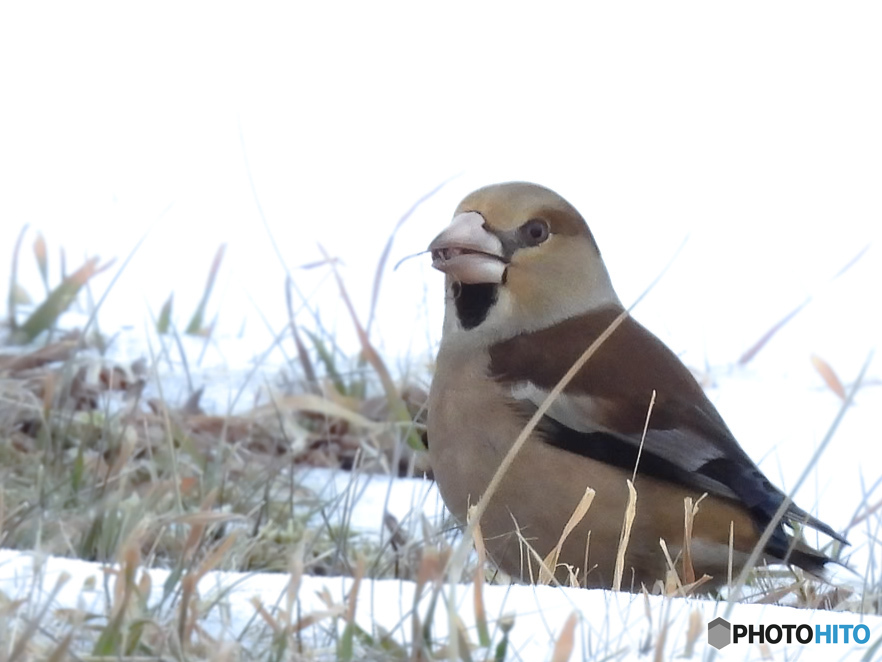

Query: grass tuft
left=1, top=212, right=878, bottom=661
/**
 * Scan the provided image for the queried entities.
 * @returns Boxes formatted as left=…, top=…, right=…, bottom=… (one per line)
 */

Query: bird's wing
left=488, top=306, right=846, bottom=545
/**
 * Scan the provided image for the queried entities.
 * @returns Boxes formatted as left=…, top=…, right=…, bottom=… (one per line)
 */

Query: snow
left=2, top=482, right=881, bottom=660
left=1, top=317, right=880, bottom=660
left=2, top=3, right=882, bottom=659
left=1, top=324, right=880, bottom=660
left=4, top=303, right=880, bottom=659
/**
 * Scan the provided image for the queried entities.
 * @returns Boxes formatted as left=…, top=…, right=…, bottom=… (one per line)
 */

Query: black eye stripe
left=491, top=218, right=552, bottom=257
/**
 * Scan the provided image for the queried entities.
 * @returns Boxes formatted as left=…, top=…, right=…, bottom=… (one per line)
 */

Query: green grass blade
left=7, top=224, right=29, bottom=331
left=157, top=293, right=174, bottom=334
left=185, top=243, right=225, bottom=335
left=15, top=257, right=113, bottom=344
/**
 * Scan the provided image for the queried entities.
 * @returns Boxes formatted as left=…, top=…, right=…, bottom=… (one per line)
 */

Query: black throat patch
left=453, top=283, right=498, bottom=329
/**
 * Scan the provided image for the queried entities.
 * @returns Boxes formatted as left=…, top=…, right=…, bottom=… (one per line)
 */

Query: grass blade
left=156, top=293, right=174, bottom=334
left=738, top=244, right=871, bottom=365
left=7, top=224, right=29, bottom=330
left=33, top=232, right=49, bottom=296
left=15, top=256, right=114, bottom=344
left=286, top=275, right=317, bottom=387
left=366, top=175, right=459, bottom=337
left=185, top=243, right=225, bottom=335
left=321, top=245, right=424, bottom=450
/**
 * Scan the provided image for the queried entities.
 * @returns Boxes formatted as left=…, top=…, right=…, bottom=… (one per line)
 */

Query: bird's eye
left=520, top=219, right=550, bottom=246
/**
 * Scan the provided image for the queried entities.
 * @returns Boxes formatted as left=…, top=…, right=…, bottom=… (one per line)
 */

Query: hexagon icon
left=707, top=617, right=731, bottom=650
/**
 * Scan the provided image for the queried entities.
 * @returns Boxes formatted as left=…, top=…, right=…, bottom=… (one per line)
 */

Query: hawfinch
left=426, top=182, right=845, bottom=591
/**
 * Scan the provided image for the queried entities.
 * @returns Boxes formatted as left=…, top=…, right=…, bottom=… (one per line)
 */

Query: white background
left=1, top=2, right=880, bottom=509
left=1, top=6, right=880, bottom=655
left=2, top=3, right=879, bottom=366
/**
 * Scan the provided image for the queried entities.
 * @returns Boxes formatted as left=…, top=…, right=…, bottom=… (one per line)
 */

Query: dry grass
left=1, top=219, right=879, bottom=661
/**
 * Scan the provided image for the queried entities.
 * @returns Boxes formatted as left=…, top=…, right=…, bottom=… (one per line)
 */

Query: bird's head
left=429, top=182, right=621, bottom=342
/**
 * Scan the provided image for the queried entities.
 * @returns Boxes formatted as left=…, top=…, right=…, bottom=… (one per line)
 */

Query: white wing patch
left=510, top=382, right=607, bottom=434
left=508, top=380, right=736, bottom=497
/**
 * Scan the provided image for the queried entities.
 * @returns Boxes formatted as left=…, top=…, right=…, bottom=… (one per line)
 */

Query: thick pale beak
left=428, top=212, right=506, bottom=284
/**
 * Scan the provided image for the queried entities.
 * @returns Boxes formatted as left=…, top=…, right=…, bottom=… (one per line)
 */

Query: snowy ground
left=1, top=319, right=880, bottom=659
left=2, top=464, right=881, bottom=660
left=2, top=4, right=881, bottom=659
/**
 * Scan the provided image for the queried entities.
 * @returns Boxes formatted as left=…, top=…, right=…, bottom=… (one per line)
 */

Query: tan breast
left=427, top=343, right=762, bottom=590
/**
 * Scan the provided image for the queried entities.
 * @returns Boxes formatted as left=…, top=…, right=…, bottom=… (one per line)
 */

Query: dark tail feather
left=786, top=504, right=849, bottom=546
left=784, top=547, right=832, bottom=576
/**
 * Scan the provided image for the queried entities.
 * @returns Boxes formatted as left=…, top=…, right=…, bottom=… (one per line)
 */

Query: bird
left=425, top=181, right=846, bottom=592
